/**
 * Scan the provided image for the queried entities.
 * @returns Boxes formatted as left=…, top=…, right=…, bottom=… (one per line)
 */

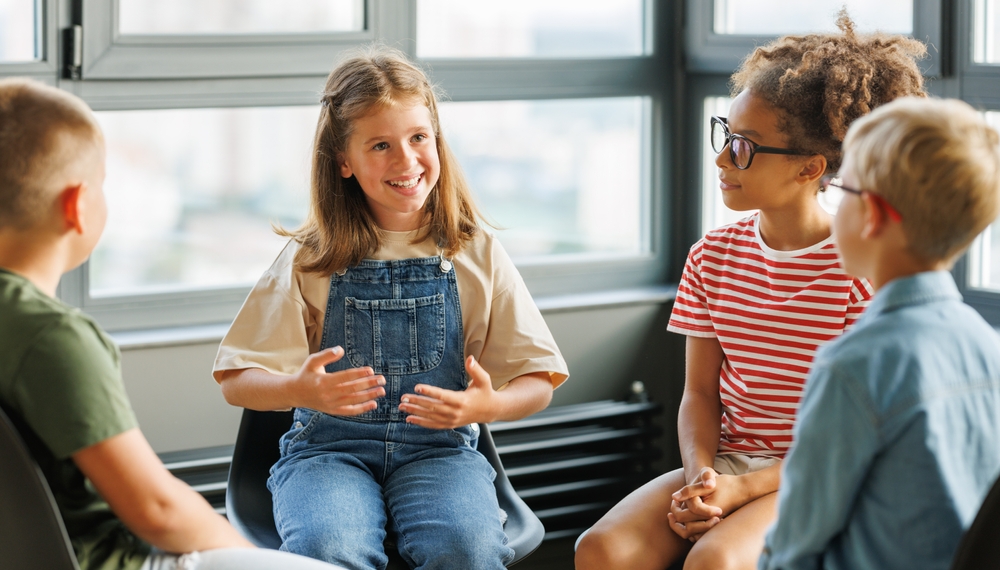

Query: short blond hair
left=843, top=97, right=1000, bottom=263
left=0, top=78, right=101, bottom=230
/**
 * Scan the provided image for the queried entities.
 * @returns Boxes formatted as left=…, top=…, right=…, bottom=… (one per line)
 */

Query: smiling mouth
left=387, top=174, right=421, bottom=189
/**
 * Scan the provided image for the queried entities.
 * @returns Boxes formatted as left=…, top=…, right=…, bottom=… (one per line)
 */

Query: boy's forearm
left=73, top=429, right=253, bottom=553
left=130, top=477, right=253, bottom=552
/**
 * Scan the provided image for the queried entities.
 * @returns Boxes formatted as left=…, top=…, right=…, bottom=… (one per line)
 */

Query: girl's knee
left=574, top=527, right=630, bottom=570
left=684, top=543, right=741, bottom=570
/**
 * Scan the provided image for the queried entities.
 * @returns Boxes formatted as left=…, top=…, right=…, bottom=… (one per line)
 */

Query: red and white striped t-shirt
left=668, top=213, right=873, bottom=457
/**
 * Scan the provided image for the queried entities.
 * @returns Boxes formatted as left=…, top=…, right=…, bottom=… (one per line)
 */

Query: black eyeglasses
left=820, top=175, right=903, bottom=222
left=711, top=116, right=810, bottom=170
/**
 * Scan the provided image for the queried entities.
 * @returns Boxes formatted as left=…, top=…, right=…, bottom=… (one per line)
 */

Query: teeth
left=388, top=176, right=420, bottom=189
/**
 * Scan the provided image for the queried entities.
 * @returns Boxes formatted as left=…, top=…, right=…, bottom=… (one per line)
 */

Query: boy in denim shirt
left=759, top=97, right=1000, bottom=570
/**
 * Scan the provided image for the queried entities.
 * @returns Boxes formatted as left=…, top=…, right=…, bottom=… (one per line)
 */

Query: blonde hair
left=731, top=11, right=926, bottom=174
left=843, top=97, right=1000, bottom=263
left=280, top=46, right=480, bottom=274
left=0, top=78, right=101, bottom=230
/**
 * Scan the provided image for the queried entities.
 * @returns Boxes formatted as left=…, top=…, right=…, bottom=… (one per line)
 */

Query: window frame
left=685, top=0, right=946, bottom=77
left=49, top=0, right=676, bottom=332
left=952, top=0, right=1000, bottom=323
left=0, top=0, right=58, bottom=79
left=78, top=0, right=411, bottom=79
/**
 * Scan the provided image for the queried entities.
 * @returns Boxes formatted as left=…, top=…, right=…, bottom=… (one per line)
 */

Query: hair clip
left=321, top=99, right=330, bottom=108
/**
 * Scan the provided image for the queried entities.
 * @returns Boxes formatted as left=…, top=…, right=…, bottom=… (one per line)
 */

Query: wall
left=120, top=299, right=685, bottom=469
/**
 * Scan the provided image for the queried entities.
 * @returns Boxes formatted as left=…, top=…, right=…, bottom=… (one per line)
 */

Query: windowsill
left=110, top=285, right=678, bottom=350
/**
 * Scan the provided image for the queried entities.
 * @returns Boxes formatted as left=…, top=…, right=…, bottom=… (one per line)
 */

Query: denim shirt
left=759, top=271, right=1000, bottom=570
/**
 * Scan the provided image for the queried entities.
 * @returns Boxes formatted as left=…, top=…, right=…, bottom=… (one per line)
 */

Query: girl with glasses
left=576, top=12, right=926, bottom=570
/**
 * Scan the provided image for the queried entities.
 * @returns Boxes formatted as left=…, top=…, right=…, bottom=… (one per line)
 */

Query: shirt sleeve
left=12, top=317, right=137, bottom=459
left=472, top=240, right=569, bottom=391
left=844, top=278, right=874, bottom=331
left=667, top=243, right=716, bottom=337
left=214, top=264, right=313, bottom=378
left=758, top=355, right=878, bottom=570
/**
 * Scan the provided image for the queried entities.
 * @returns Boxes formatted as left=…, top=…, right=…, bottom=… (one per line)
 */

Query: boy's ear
left=797, top=155, right=827, bottom=184
left=860, top=192, right=888, bottom=239
left=60, top=183, right=86, bottom=234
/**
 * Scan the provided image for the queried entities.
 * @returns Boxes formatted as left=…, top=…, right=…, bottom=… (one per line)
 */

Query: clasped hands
left=667, top=467, right=747, bottom=543
left=293, top=345, right=497, bottom=429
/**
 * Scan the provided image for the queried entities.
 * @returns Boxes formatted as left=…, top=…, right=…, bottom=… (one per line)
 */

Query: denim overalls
left=267, top=256, right=513, bottom=570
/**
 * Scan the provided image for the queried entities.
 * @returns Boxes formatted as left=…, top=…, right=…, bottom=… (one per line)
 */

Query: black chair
left=950, top=473, right=1000, bottom=569
left=226, top=409, right=544, bottom=567
left=0, top=405, right=81, bottom=570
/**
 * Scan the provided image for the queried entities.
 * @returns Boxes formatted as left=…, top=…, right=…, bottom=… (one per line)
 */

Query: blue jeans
left=269, top=409, right=512, bottom=570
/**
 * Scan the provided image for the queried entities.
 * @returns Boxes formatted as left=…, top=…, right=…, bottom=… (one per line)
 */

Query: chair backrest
left=0, top=406, right=81, bottom=570
left=950, top=473, right=1000, bottom=569
left=226, top=409, right=545, bottom=565
left=225, top=408, right=290, bottom=549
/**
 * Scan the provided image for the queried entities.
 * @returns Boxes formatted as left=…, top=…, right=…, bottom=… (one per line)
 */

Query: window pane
left=439, top=98, right=646, bottom=258
left=118, top=0, right=363, bottom=35
left=91, top=106, right=315, bottom=297
left=967, top=112, right=1000, bottom=290
left=975, top=0, right=1000, bottom=63
left=0, top=0, right=38, bottom=62
left=713, top=0, right=912, bottom=36
left=417, top=0, right=645, bottom=59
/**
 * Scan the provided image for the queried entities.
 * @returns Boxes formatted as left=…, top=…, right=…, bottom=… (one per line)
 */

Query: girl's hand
left=399, top=356, right=498, bottom=429
left=666, top=467, right=724, bottom=541
left=292, top=346, right=386, bottom=416
left=673, top=470, right=751, bottom=518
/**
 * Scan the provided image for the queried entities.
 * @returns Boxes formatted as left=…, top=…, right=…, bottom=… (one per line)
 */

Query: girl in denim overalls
left=213, top=47, right=568, bottom=570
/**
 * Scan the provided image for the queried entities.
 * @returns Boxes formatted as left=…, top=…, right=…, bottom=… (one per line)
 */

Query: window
left=79, top=0, right=386, bottom=79
left=118, top=0, right=364, bottom=35
left=91, top=106, right=315, bottom=297
left=713, top=0, right=912, bottom=36
left=686, top=0, right=942, bottom=75
left=974, top=0, right=1000, bottom=63
left=440, top=97, right=648, bottom=259
left=416, top=0, right=646, bottom=59
left=45, top=0, right=670, bottom=331
left=966, top=112, right=1000, bottom=292
left=0, top=0, right=38, bottom=63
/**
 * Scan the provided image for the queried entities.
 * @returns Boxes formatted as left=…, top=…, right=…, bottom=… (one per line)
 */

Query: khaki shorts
left=713, top=453, right=780, bottom=476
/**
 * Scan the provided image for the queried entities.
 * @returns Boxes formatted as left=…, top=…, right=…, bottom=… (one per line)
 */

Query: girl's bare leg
left=575, top=468, right=690, bottom=570
left=683, top=492, right=777, bottom=570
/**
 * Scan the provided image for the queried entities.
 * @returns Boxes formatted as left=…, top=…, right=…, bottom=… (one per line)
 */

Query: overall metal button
left=440, top=259, right=453, bottom=272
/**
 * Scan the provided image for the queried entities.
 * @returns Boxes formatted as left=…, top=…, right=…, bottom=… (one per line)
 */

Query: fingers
left=700, top=467, right=718, bottom=489
left=398, top=392, right=456, bottom=428
left=304, top=346, right=347, bottom=370
left=672, top=496, right=722, bottom=520
left=465, top=355, right=492, bottom=387
left=667, top=510, right=720, bottom=541
left=686, top=495, right=724, bottom=519
left=672, top=481, right=712, bottom=503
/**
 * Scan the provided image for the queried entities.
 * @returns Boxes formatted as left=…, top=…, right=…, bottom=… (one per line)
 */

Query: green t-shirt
left=0, top=268, right=151, bottom=570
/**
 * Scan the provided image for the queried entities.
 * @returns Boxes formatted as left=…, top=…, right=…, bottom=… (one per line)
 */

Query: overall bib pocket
left=344, top=293, right=446, bottom=375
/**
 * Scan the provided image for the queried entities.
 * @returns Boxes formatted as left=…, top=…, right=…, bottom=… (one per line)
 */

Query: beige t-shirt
left=214, top=229, right=568, bottom=390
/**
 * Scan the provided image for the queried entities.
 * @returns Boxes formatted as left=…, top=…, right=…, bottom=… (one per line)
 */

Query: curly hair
left=730, top=10, right=927, bottom=173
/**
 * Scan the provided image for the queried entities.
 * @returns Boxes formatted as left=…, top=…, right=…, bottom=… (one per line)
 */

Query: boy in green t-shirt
left=0, top=79, right=342, bottom=570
